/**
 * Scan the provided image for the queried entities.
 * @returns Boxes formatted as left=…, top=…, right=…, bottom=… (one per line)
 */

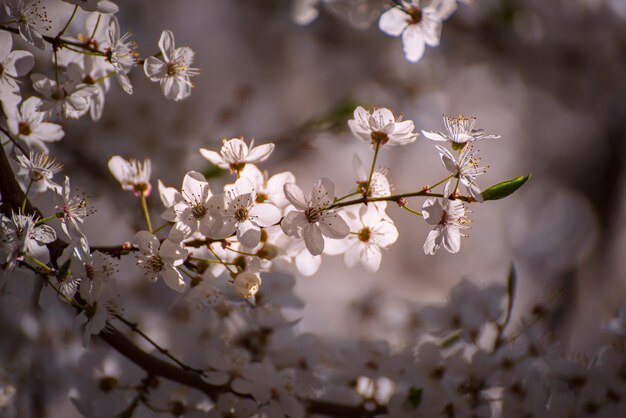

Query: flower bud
left=234, top=272, right=261, bottom=299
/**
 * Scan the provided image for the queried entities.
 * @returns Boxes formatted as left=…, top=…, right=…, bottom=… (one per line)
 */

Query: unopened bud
left=234, top=272, right=262, bottom=299
left=397, top=198, right=408, bottom=208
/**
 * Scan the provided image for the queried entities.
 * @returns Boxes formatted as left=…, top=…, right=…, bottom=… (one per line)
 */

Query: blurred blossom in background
left=2, top=0, right=626, bottom=416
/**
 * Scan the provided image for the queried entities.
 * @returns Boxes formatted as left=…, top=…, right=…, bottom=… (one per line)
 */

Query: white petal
left=281, top=210, right=308, bottom=237
left=161, top=265, right=186, bottom=292
left=244, top=142, right=275, bottom=163
left=362, top=245, right=382, bottom=273
left=249, top=203, right=281, bottom=227
left=303, top=224, right=324, bottom=256
left=199, top=148, right=226, bottom=167
left=237, top=220, right=261, bottom=248
left=158, top=30, right=175, bottom=60
left=422, top=198, right=444, bottom=226
left=423, top=227, right=443, bottom=255
left=442, top=226, right=461, bottom=253
left=182, top=171, right=210, bottom=201
left=402, top=25, right=426, bottom=63
left=379, top=7, right=409, bottom=37
left=422, top=130, right=448, bottom=142
left=295, top=250, right=321, bottom=276
left=283, top=183, right=308, bottom=210
left=318, top=212, right=349, bottom=239
left=143, top=56, right=167, bottom=81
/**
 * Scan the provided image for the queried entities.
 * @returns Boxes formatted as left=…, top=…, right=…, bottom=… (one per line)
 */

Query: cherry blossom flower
left=436, top=144, right=486, bottom=201
left=422, top=193, right=469, bottom=254
left=240, top=164, right=295, bottom=209
left=107, top=156, right=152, bottom=197
left=284, top=237, right=321, bottom=276
left=348, top=106, right=417, bottom=147
left=290, top=0, right=320, bottom=25
left=353, top=154, right=391, bottom=212
left=207, top=393, right=257, bottom=418
left=133, top=231, right=188, bottom=292
left=144, top=30, right=200, bottom=101
left=15, top=151, right=62, bottom=193
left=104, top=16, right=136, bottom=95
left=233, top=271, right=262, bottom=299
left=211, top=177, right=282, bottom=248
left=232, top=360, right=304, bottom=418
left=74, top=278, right=115, bottom=347
left=422, top=114, right=501, bottom=148
left=378, top=0, right=457, bottom=62
left=281, top=177, right=349, bottom=256
left=200, top=137, right=275, bottom=173
left=3, top=0, right=52, bottom=50
left=0, top=31, right=34, bottom=109
left=161, top=171, right=221, bottom=241
left=6, top=96, right=64, bottom=151
left=0, top=210, right=56, bottom=271
left=30, top=71, right=99, bottom=119
left=61, top=0, right=118, bottom=13
left=54, top=176, right=89, bottom=239
left=326, top=206, right=398, bottom=273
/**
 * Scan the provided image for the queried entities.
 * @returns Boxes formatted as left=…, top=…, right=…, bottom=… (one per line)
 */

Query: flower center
left=370, top=131, right=389, bottom=145
left=18, top=122, right=32, bottom=136
left=192, top=203, right=208, bottom=220
left=146, top=255, right=165, bottom=272
left=406, top=7, right=423, bottom=24
left=167, top=62, right=179, bottom=76
left=358, top=227, right=372, bottom=243
left=305, top=207, right=320, bottom=223
left=235, top=207, right=249, bottom=221
left=229, top=162, right=245, bottom=172
left=256, top=193, right=268, bottom=203
left=99, top=376, right=118, bottom=393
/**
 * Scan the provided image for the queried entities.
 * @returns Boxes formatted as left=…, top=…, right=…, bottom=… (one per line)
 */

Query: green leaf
left=501, top=263, right=516, bottom=329
left=407, top=387, right=423, bottom=408
left=481, top=174, right=531, bottom=201
left=203, top=164, right=225, bottom=180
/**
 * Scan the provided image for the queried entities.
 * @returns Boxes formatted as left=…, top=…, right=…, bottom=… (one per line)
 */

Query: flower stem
left=365, top=141, right=381, bottom=197
left=58, top=5, right=78, bottom=37
left=190, top=256, right=233, bottom=265
left=208, top=244, right=236, bottom=275
left=427, top=175, right=453, bottom=191
left=21, top=179, right=33, bottom=212
left=140, top=193, right=153, bottom=233
left=0, top=125, right=28, bottom=156
left=23, top=254, right=53, bottom=273
left=152, top=221, right=171, bottom=234
left=334, top=191, right=360, bottom=203
left=330, top=190, right=469, bottom=210
left=35, top=212, right=63, bottom=225
left=89, top=14, right=102, bottom=40
left=402, top=205, right=423, bottom=217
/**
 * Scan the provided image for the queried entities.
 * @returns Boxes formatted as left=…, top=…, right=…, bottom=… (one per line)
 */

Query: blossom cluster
left=2, top=2, right=620, bottom=418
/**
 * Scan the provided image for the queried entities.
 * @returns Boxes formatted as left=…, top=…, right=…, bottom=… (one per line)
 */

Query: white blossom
left=436, top=144, right=486, bottom=201
left=3, top=0, right=51, bottom=50
left=326, top=205, right=398, bottom=273
left=107, top=155, right=152, bottom=197
left=240, top=164, right=296, bottom=210
left=0, top=210, right=56, bottom=271
left=422, top=193, right=468, bottom=254
left=0, top=31, right=34, bottom=109
left=31, top=71, right=99, bottom=119
left=6, top=96, right=64, bottom=151
left=74, top=278, right=115, bottom=347
left=422, top=114, right=501, bottom=147
left=211, top=177, right=282, bottom=248
left=200, top=137, right=275, bottom=173
left=378, top=0, right=457, bottom=63
left=233, top=271, right=262, bottom=299
left=104, top=16, right=136, bottom=95
left=281, top=177, right=349, bottom=256
left=348, top=106, right=417, bottom=147
left=15, top=151, right=62, bottom=193
left=290, top=0, right=320, bottom=25
left=353, top=154, right=391, bottom=212
left=161, top=171, right=221, bottom=241
left=54, top=176, right=89, bottom=239
left=134, top=231, right=188, bottom=292
left=144, top=30, right=200, bottom=101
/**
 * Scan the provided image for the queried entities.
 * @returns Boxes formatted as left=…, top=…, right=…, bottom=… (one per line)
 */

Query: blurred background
left=3, top=0, right=626, bottom=415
